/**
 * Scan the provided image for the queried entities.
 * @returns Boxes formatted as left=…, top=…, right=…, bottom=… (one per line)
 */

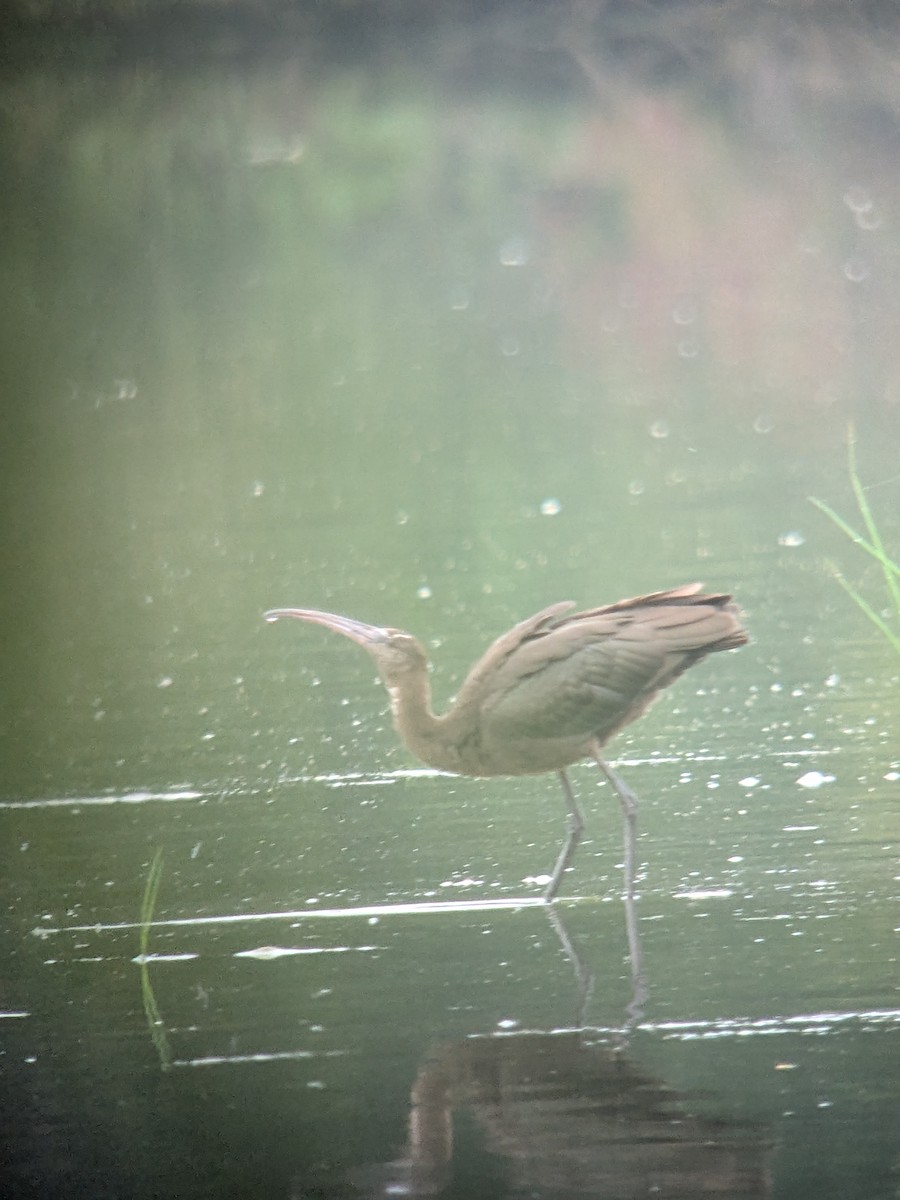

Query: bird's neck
left=384, top=673, right=463, bottom=774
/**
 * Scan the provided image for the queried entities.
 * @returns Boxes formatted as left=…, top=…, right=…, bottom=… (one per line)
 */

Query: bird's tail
left=587, top=584, right=749, bottom=653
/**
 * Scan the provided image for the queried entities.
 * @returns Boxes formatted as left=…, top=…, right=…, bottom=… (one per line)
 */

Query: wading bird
left=265, top=585, right=747, bottom=901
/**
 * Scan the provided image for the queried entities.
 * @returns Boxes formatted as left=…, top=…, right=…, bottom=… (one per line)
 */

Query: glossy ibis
left=265, top=584, right=747, bottom=901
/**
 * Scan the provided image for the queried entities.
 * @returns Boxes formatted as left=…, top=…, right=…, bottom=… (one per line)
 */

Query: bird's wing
left=480, top=599, right=743, bottom=742
left=451, top=601, right=576, bottom=709
left=481, top=630, right=663, bottom=740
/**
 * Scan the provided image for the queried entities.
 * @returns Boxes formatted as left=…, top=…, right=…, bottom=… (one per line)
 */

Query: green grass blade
left=808, top=497, right=900, bottom=580
left=826, top=563, right=900, bottom=656
left=137, top=849, right=173, bottom=1072
left=846, top=433, right=900, bottom=613
left=138, top=848, right=165, bottom=958
left=809, top=426, right=899, bottom=655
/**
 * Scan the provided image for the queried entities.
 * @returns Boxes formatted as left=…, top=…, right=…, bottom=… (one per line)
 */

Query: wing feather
left=478, top=589, right=746, bottom=743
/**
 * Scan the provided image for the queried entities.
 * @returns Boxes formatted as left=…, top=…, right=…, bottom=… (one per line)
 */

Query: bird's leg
left=588, top=743, right=638, bottom=901
left=543, top=769, right=585, bottom=903
left=545, top=903, right=594, bottom=1028
left=589, top=739, right=648, bottom=1038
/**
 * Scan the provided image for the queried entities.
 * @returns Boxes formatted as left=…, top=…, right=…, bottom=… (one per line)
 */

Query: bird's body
left=265, top=584, right=747, bottom=900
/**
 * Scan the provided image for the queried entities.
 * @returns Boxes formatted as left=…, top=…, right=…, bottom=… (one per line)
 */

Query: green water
left=1, top=6, right=898, bottom=1198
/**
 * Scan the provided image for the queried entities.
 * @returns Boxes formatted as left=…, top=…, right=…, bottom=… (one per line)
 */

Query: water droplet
left=798, top=229, right=823, bottom=254
left=540, top=497, right=562, bottom=516
left=672, top=299, right=697, bottom=326
left=649, top=419, right=670, bottom=438
left=738, top=776, right=760, bottom=788
left=753, top=415, right=774, bottom=434
left=627, top=479, right=645, bottom=496
left=842, top=185, right=872, bottom=213
left=449, top=286, right=469, bottom=311
left=499, top=237, right=529, bottom=266
left=499, top=335, right=520, bottom=357
left=395, top=510, right=409, bottom=526
left=843, top=256, right=870, bottom=283
left=157, top=676, right=173, bottom=688
left=796, top=771, right=835, bottom=789
left=855, top=207, right=882, bottom=230
left=824, top=673, right=840, bottom=688
left=778, top=531, right=805, bottom=547
left=677, top=338, right=699, bottom=359
left=252, top=481, right=265, bottom=498
left=416, top=585, right=432, bottom=600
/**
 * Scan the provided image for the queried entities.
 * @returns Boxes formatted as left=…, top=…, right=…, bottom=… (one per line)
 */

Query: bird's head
left=264, top=608, right=428, bottom=689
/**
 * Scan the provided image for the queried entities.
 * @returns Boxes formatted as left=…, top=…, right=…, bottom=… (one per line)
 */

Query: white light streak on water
left=35, top=896, right=550, bottom=937
left=233, top=945, right=379, bottom=960
left=176, top=1048, right=349, bottom=1069
left=0, top=789, right=204, bottom=810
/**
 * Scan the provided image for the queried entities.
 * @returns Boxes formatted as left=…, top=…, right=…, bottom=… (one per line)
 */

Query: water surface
left=1, top=5, right=898, bottom=1198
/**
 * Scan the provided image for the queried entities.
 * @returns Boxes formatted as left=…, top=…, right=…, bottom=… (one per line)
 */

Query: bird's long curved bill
left=264, top=608, right=390, bottom=647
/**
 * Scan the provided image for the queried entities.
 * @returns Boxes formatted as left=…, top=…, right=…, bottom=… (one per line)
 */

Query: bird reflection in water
left=265, top=584, right=748, bottom=904
left=351, top=1031, right=772, bottom=1200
